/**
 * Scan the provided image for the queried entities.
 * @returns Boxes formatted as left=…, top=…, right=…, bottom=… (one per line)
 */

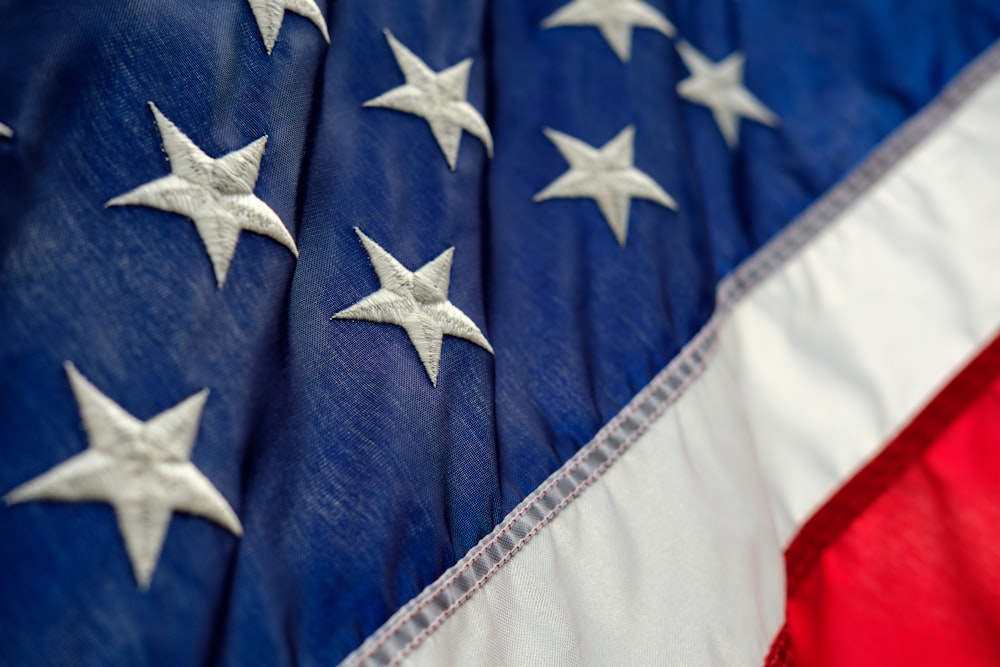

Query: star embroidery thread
left=364, top=29, right=493, bottom=171
left=0, top=122, right=11, bottom=139
left=675, top=41, right=778, bottom=148
left=247, top=0, right=330, bottom=55
left=4, top=362, right=243, bottom=590
left=541, top=0, right=676, bottom=62
left=331, top=228, right=494, bottom=386
left=533, top=125, right=677, bottom=245
left=107, top=102, right=298, bottom=288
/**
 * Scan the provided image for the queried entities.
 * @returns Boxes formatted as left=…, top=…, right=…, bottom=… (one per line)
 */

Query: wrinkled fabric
left=2, top=0, right=1000, bottom=665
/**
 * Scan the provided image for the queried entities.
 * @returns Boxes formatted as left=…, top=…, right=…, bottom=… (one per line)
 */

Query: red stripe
left=769, top=333, right=1000, bottom=666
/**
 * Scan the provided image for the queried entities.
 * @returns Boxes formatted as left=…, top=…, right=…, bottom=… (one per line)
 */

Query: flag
left=1, top=1, right=1000, bottom=665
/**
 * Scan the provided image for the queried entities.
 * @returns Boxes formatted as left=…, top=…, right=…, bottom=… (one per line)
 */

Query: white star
left=107, top=102, right=298, bottom=288
left=533, top=125, right=676, bottom=245
left=247, top=0, right=330, bottom=55
left=4, top=362, right=242, bottom=590
left=364, top=29, right=493, bottom=171
left=0, top=122, right=11, bottom=139
left=675, top=41, right=778, bottom=148
left=331, top=228, right=494, bottom=386
left=541, top=0, right=676, bottom=62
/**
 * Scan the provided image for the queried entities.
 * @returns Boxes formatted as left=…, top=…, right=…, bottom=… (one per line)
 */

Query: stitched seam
left=386, top=332, right=720, bottom=667
left=346, top=38, right=1000, bottom=667
left=351, top=310, right=726, bottom=665
left=355, top=327, right=717, bottom=663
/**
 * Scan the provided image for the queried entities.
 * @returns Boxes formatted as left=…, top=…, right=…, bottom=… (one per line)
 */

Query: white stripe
left=363, top=53, right=1000, bottom=667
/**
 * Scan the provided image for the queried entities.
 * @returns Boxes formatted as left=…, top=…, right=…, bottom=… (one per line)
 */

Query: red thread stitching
left=354, top=324, right=721, bottom=665
left=761, top=624, right=794, bottom=667
left=385, top=334, right=719, bottom=667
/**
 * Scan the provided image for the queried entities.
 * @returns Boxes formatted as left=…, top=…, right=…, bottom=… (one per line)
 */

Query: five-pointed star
left=247, top=0, right=329, bottom=55
left=533, top=125, right=676, bottom=245
left=4, top=362, right=242, bottom=590
left=541, top=0, right=676, bottom=62
left=364, top=29, right=493, bottom=171
left=331, top=228, right=494, bottom=386
left=675, top=41, right=778, bottom=148
left=107, top=102, right=298, bottom=288
left=0, top=122, right=11, bottom=139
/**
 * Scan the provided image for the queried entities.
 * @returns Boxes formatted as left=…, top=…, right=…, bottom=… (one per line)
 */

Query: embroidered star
left=541, top=0, right=676, bottom=62
left=364, top=29, right=493, bottom=171
left=4, top=362, right=242, bottom=590
left=0, top=122, right=11, bottom=139
left=107, top=102, right=298, bottom=288
left=331, top=228, right=494, bottom=386
left=247, top=0, right=330, bottom=55
left=675, top=41, right=778, bottom=148
left=533, top=125, right=676, bottom=245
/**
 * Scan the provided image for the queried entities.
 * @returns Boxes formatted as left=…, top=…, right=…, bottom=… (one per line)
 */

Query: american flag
left=3, top=1, right=1000, bottom=665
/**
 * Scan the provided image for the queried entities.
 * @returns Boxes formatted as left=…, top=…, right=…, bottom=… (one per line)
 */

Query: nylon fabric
left=4, top=2, right=1000, bottom=665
